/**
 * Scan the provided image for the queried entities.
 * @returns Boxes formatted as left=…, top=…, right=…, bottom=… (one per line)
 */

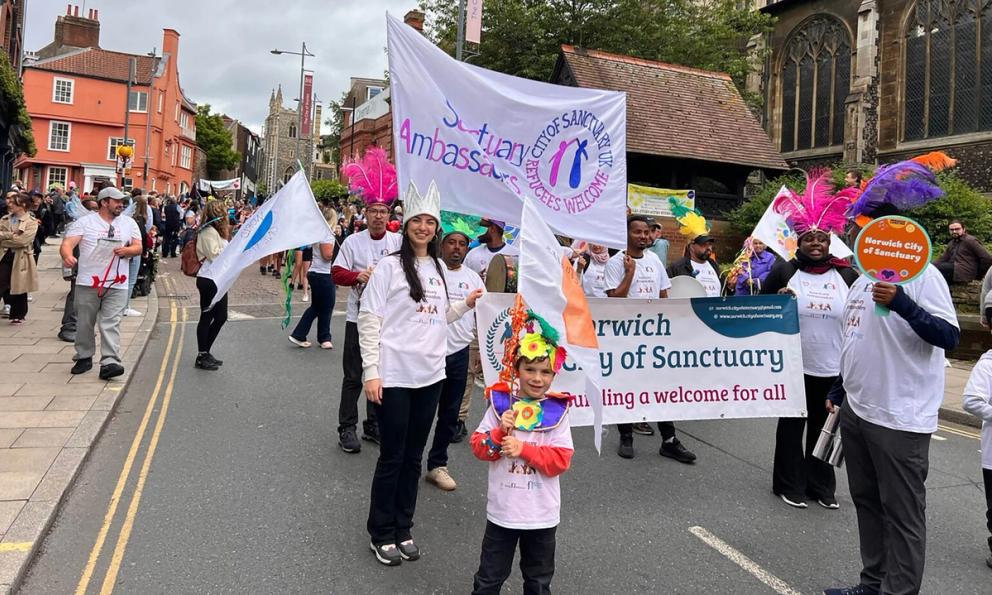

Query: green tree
left=256, top=181, right=267, bottom=197
left=195, top=105, right=240, bottom=178
left=311, top=178, right=349, bottom=203
left=324, top=91, right=349, bottom=169
left=419, top=0, right=773, bottom=103
left=0, top=51, right=35, bottom=156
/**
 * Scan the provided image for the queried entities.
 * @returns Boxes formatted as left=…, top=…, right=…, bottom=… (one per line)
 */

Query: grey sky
left=25, top=0, right=418, bottom=135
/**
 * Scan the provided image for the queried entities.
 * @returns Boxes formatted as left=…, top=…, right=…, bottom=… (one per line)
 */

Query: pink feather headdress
left=772, top=169, right=848, bottom=236
left=340, top=147, right=398, bottom=206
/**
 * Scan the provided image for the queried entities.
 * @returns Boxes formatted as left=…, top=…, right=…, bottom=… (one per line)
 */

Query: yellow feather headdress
left=668, top=197, right=710, bottom=241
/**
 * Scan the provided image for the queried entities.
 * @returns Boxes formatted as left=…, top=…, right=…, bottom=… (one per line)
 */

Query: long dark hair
left=397, top=230, right=445, bottom=303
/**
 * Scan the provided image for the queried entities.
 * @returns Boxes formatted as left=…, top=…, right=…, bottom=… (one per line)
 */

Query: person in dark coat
left=162, top=197, right=183, bottom=258
left=934, top=219, right=992, bottom=284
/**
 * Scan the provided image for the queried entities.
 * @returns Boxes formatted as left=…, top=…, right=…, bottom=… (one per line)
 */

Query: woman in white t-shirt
left=288, top=208, right=336, bottom=349
left=359, top=181, right=482, bottom=567
left=761, top=191, right=858, bottom=510
left=578, top=242, right=609, bottom=298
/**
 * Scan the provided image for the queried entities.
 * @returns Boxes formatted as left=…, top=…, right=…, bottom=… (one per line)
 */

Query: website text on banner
left=627, top=185, right=695, bottom=218
left=477, top=293, right=807, bottom=427
left=386, top=13, right=628, bottom=249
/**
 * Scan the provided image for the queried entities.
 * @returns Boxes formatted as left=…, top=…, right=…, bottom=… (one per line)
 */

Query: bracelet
left=482, top=431, right=502, bottom=456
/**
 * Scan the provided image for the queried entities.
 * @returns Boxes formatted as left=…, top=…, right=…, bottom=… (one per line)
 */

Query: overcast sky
left=25, top=0, right=418, bottom=135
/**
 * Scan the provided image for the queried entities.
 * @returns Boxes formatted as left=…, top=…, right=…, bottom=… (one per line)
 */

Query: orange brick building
left=16, top=6, right=197, bottom=195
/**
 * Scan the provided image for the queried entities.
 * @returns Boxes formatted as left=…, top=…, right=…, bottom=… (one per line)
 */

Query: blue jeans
left=428, top=346, right=469, bottom=470
left=290, top=272, right=334, bottom=343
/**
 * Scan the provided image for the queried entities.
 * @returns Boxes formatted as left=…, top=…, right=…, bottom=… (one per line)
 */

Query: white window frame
left=171, top=143, right=177, bottom=166
left=46, top=166, right=68, bottom=189
left=151, top=178, right=157, bottom=191
left=366, top=86, right=383, bottom=101
left=52, top=77, right=74, bottom=104
left=107, top=137, right=135, bottom=161
left=180, top=145, right=192, bottom=169
left=128, top=90, right=148, bottom=113
left=157, top=91, right=163, bottom=113
left=175, top=102, right=180, bottom=122
left=48, top=120, right=71, bottom=152
left=179, top=112, right=189, bottom=129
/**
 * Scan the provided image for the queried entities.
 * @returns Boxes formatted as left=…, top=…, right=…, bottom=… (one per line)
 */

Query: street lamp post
left=270, top=42, right=315, bottom=177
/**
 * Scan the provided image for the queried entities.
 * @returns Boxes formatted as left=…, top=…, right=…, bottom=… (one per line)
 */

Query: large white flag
left=517, top=198, right=605, bottom=452
left=752, top=186, right=853, bottom=261
left=387, top=14, right=628, bottom=249
left=199, top=170, right=332, bottom=308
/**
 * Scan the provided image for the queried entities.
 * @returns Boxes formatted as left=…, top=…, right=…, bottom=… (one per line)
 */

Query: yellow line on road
left=0, top=542, right=32, bottom=553
left=99, top=305, right=187, bottom=594
left=75, top=279, right=178, bottom=595
left=938, top=424, right=981, bottom=440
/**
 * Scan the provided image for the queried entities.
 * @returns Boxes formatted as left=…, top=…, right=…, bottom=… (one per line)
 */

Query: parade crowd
left=2, top=147, right=991, bottom=595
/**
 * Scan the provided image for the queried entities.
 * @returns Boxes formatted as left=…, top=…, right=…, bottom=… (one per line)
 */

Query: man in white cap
left=59, top=186, right=142, bottom=380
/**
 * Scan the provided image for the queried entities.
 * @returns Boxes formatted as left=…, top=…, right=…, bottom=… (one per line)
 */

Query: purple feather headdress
left=848, top=160, right=944, bottom=219
left=340, top=147, right=398, bottom=206
left=772, top=169, right=848, bottom=235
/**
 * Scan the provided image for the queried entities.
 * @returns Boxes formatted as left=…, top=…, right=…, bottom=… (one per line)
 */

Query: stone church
left=752, top=0, right=992, bottom=192
left=262, top=85, right=314, bottom=192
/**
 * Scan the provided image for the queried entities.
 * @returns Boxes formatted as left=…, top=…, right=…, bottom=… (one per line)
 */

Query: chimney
left=403, top=10, right=425, bottom=33
left=53, top=5, right=100, bottom=49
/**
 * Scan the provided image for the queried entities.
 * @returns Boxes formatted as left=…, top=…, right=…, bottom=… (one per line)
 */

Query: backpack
left=180, top=217, right=222, bottom=277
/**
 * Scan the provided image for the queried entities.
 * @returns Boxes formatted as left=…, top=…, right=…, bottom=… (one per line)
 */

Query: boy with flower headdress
left=470, top=303, right=574, bottom=594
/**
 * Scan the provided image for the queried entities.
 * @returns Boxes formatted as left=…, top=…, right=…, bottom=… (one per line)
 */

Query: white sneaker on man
left=123, top=308, right=142, bottom=317
left=425, top=466, right=457, bottom=491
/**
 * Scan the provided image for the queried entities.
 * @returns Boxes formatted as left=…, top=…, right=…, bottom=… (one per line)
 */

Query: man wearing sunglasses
left=59, top=186, right=142, bottom=380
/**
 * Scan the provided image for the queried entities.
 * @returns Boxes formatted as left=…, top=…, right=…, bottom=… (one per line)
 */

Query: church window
left=283, top=167, right=294, bottom=183
left=288, top=123, right=297, bottom=138
left=904, top=0, right=992, bottom=140
left=779, top=16, right=851, bottom=152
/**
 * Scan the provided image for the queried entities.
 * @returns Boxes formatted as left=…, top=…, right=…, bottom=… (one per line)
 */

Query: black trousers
left=934, top=261, right=955, bottom=284
left=163, top=228, right=180, bottom=257
left=2, top=290, right=27, bottom=319
left=195, top=277, right=228, bottom=354
left=427, top=346, right=469, bottom=471
left=772, top=374, right=836, bottom=500
left=841, top=405, right=930, bottom=595
left=985, top=468, right=992, bottom=536
left=472, top=521, right=556, bottom=595
left=367, top=381, right=443, bottom=545
left=338, top=321, right=378, bottom=434
left=618, top=421, right=675, bottom=440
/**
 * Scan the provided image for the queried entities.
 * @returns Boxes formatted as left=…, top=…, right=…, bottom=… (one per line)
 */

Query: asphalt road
left=15, top=286, right=992, bottom=594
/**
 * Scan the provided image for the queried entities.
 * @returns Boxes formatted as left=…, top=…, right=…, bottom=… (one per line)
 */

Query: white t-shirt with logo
left=690, top=259, right=721, bottom=297
left=444, top=265, right=485, bottom=355
left=332, top=230, right=402, bottom=322
left=962, top=352, right=992, bottom=469
left=66, top=212, right=141, bottom=291
left=788, top=268, right=848, bottom=377
left=360, top=255, right=449, bottom=388
left=475, top=406, right=573, bottom=530
left=603, top=251, right=671, bottom=298
left=839, top=265, right=958, bottom=433
left=464, top=243, right=513, bottom=278
left=582, top=260, right=608, bottom=298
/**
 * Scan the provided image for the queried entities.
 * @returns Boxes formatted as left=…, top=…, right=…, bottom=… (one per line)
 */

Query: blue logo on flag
left=243, top=211, right=273, bottom=252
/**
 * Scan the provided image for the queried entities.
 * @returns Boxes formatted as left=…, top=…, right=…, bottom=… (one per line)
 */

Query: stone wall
left=951, top=280, right=983, bottom=314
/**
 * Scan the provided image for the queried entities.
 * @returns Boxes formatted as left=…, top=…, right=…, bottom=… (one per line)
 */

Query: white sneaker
left=27, top=294, right=33, bottom=302
left=302, top=292, right=310, bottom=302
left=425, top=466, right=457, bottom=491
left=123, top=308, right=142, bottom=317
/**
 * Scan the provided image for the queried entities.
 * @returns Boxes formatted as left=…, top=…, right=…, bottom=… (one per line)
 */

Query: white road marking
left=932, top=434, right=947, bottom=441
left=228, top=310, right=255, bottom=320
left=688, top=526, right=803, bottom=595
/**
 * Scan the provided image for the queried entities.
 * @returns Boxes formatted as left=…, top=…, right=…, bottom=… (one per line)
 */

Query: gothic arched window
left=779, top=16, right=852, bottom=153
left=283, top=167, right=294, bottom=183
left=904, top=0, right=992, bottom=141
left=288, top=123, right=297, bottom=138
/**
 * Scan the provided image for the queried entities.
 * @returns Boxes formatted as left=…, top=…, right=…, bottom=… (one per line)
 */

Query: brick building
left=338, top=78, right=390, bottom=162
left=754, top=0, right=992, bottom=192
left=219, top=115, right=262, bottom=199
left=17, top=5, right=198, bottom=194
left=0, top=0, right=26, bottom=189
left=262, top=85, right=314, bottom=191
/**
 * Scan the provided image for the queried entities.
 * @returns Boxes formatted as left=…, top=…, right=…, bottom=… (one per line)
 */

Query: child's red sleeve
left=519, top=443, right=573, bottom=477
left=470, top=427, right=507, bottom=461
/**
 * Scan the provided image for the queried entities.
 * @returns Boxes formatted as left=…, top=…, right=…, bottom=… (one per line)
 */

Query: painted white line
left=932, top=434, right=947, bottom=441
left=688, top=526, right=802, bottom=595
left=228, top=310, right=255, bottom=320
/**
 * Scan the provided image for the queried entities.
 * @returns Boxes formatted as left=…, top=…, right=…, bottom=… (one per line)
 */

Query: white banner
left=752, top=186, right=853, bottom=261
left=199, top=178, right=241, bottom=192
left=387, top=14, right=628, bottom=249
left=476, top=293, right=807, bottom=427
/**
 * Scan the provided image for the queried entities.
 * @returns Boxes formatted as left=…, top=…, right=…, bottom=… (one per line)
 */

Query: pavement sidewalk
left=0, top=241, right=157, bottom=594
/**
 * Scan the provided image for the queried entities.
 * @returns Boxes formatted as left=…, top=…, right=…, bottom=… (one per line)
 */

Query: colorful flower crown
left=499, top=296, right=568, bottom=382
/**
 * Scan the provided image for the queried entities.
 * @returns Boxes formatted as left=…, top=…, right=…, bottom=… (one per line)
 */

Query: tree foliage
left=419, top=0, right=773, bottom=104
left=0, top=51, right=35, bottom=156
left=311, top=178, right=349, bottom=204
left=195, top=105, right=240, bottom=178
left=324, top=92, right=348, bottom=171
left=727, top=167, right=992, bottom=254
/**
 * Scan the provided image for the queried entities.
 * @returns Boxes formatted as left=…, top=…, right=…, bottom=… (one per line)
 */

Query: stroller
left=131, top=239, right=158, bottom=298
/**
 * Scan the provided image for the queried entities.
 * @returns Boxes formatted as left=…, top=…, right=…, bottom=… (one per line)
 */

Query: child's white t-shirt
left=475, top=407, right=573, bottom=530
left=962, top=351, right=992, bottom=470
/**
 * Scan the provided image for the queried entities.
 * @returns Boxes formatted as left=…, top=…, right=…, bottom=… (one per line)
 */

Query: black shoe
left=823, top=586, right=879, bottom=595
left=57, top=331, right=75, bottom=343
left=779, top=494, right=808, bottom=509
left=450, top=420, right=467, bottom=444
left=297, top=283, right=303, bottom=290
left=204, top=353, right=223, bottom=366
left=817, top=496, right=839, bottom=510
left=362, top=423, right=381, bottom=445
left=99, top=363, right=125, bottom=380
left=70, top=358, right=92, bottom=375
left=397, top=538, right=420, bottom=561
left=617, top=436, right=634, bottom=459
left=631, top=422, right=654, bottom=436
left=194, top=353, right=219, bottom=371
left=339, top=429, right=361, bottom=453
left=369, top=542, right=402, bottom=566
left=660, top=438, right=696, bottom=464
left=259, top=265, right=267, bottom=274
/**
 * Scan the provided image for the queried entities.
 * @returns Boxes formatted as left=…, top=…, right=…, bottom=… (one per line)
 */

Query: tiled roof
left=558, top=46, right=787, bottom=171
left=29, top=47, right=159, bottom=84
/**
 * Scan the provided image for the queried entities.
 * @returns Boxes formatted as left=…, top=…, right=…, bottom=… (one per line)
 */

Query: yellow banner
left=627, top=185, right=695, bottom=218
